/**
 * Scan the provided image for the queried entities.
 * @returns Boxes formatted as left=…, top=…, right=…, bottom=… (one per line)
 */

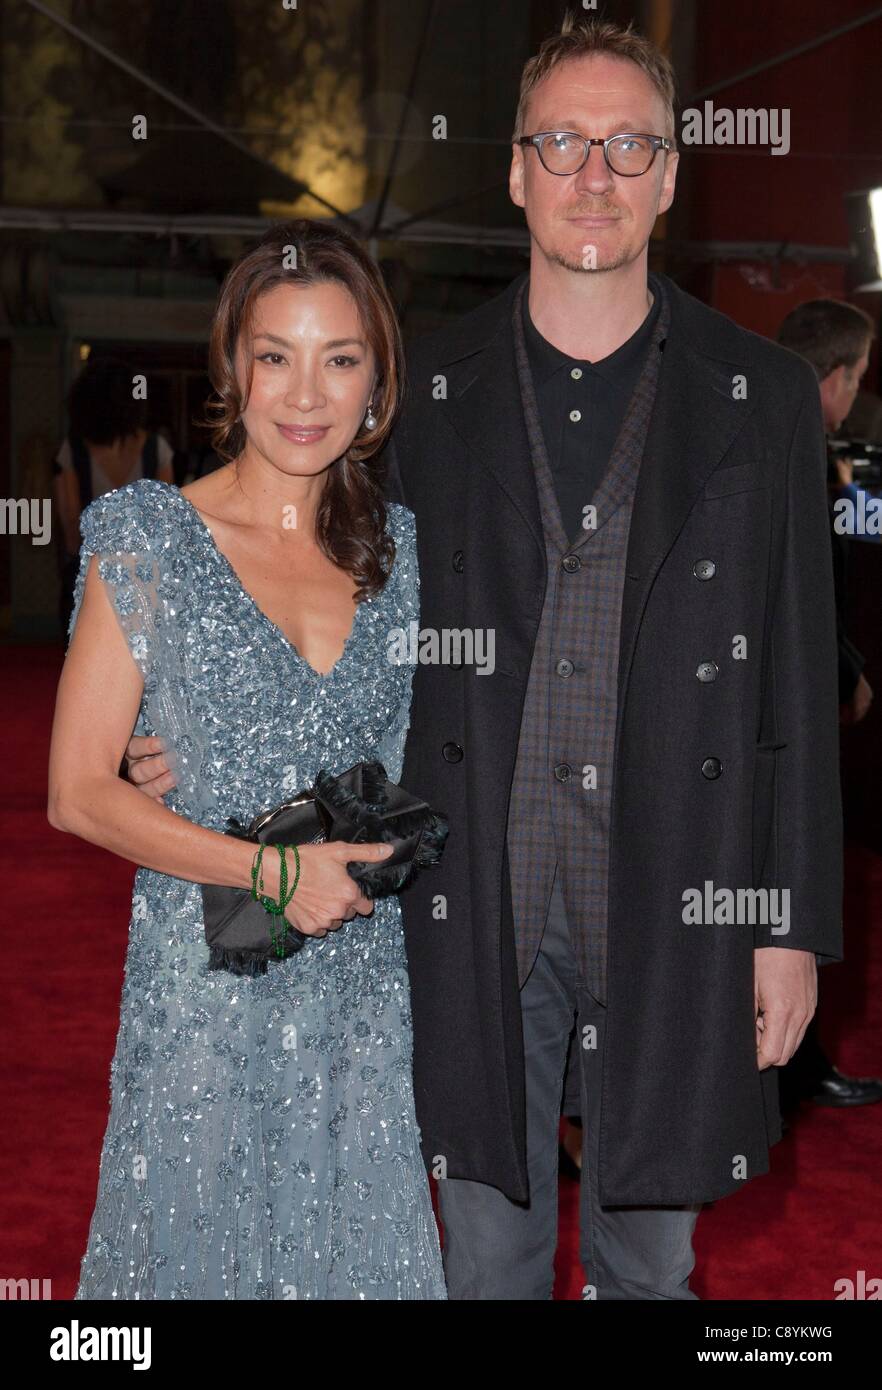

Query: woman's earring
left=363, top=399, right=377, bottom=431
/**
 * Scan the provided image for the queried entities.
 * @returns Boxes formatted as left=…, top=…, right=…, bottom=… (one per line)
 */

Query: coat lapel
left=437, top=272, right=546, bottom=567
left=616, top=274, right=759, bottom=698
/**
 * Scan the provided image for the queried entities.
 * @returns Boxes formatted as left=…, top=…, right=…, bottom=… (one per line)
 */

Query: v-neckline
left=167, top=482, right=365, bottom=680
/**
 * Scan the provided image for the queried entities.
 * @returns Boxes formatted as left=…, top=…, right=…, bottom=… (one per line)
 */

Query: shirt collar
left=522, top=272, right=663, bottom=386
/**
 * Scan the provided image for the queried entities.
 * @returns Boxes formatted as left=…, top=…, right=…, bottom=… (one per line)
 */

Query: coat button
left=553, top=763, right=572, bottom=782
left=693, top=559, right=716, bottom=580
left=556, top=658, right=575, bottom=677
left=696, top=660, right=719, bottom=682
left=442, top=741, right=463, bottom=763
left=452, top=550, right=464, bottom=573
left=561, top=554, right=581, bottom=573
left=701, top=757, right=723, bottom=779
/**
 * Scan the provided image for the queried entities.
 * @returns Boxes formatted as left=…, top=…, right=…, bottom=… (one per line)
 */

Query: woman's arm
left=48, top=552, right=256, bottom=891
left=47, top=554, right=391, bottom=927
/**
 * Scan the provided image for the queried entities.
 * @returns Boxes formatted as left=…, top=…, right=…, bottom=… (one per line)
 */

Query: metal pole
left=368, top=0, right=439, bottom=239
left=22, top=0, right=360, bottom=227
left=687, top=5, right=882, bottom=102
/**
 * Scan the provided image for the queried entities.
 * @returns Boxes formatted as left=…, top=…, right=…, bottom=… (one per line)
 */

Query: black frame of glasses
left=518, top=131, right=674, bottom=176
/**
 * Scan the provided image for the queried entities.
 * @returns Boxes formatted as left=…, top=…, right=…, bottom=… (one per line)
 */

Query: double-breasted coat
left=381, top=269, right=843, bottom=1205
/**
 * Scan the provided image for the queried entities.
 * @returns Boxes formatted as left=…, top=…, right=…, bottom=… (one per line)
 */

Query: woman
left=53, top=356, right=176, bottom=634
left=48, top=219, right=447, bottom=1300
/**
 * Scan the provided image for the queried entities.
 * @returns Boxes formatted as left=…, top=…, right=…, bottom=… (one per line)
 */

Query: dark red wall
left=689, top=0, right=882, bottom=246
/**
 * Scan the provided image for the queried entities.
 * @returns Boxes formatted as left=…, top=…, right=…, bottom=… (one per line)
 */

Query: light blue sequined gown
left=69, top=478, right=446, bottom=1300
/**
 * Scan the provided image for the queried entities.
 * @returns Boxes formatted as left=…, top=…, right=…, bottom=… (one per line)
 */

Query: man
left=776, top=298, right=882, bottom=1110
left=123, top=16, right=843, bottom=1298
left=778, top=300, right=875, bottom=727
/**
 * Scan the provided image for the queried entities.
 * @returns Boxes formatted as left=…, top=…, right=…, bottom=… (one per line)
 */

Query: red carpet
left=2, top=643, right=880, bottom=1300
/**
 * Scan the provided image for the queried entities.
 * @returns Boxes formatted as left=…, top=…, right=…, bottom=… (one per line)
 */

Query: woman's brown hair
left=202, top=218, right=404, bottom=600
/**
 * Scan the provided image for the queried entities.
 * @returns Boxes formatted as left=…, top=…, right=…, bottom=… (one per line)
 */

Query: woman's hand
left=259, top=840, right=392, bottom=938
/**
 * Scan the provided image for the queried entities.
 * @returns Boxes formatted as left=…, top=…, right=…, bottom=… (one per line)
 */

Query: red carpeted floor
left=3, top=643, right=880, bottom=1300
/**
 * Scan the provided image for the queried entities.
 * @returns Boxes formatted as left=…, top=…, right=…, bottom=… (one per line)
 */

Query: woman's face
left=234, top=279, right=377, bottom=479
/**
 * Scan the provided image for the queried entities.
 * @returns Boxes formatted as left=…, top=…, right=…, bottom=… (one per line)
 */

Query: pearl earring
left=363, top=399, right=377, bottom=430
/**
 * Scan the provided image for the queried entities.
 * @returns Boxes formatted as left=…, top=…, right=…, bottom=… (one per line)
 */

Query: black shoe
left=808, top=1066, right=882, bottom=1107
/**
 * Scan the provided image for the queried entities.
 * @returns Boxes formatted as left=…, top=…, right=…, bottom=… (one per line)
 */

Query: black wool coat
left=381, top=269, right=843, bottom=1205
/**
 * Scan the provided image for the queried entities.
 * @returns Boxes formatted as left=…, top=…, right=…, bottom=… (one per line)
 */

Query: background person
left=52, top=355, right=175, bottom=634
left=776, top=298, right=882, bottom=1110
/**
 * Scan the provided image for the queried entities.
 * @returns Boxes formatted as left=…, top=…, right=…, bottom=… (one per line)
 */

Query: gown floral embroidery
left=68, top=477, right=446, bottom=1300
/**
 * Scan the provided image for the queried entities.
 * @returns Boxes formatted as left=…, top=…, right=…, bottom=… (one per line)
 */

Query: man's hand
left=840, top=672, right=873, bottom=726
left=754, top=947, right=817, bottom=1069
left=125, top=734, right=177, bottom=799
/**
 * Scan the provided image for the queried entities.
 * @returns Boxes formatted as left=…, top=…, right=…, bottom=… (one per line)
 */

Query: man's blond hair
left=512, top=13, right=677, bottom=146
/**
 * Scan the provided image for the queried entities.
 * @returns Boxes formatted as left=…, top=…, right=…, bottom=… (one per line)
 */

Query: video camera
left=828, top=438, right=882, bottom=488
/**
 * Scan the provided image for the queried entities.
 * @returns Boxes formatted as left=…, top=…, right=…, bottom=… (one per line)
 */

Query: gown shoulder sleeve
left=67, top=480, right=164, bottom=683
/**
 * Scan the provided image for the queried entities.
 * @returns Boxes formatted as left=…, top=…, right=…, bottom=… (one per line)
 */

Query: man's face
left=821, top=345, right=870, bottom=432
left=509, top=53, right=679, bottom=274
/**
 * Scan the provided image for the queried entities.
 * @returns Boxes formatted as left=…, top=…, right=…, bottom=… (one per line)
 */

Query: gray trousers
left=437, top=865, right=702, bottom=1299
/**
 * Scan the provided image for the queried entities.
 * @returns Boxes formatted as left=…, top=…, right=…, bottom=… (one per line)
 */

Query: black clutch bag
left=202, top=761, right=448, bottom=977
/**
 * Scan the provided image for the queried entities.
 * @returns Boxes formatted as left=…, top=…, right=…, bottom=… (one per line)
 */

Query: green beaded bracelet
left=249, top=843, right=302, bottom=957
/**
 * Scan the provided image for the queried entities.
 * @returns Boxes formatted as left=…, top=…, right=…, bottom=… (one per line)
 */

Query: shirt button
left=701, top=757, right=723, bottom=779
left=442, top=742, right=463, bottom=763
left=452, top=549, right=464, bottom=573
left=693, top=558, right=716, bottom=580
left=569, top=409, right=581, bottom=423
left=556, top=658, right=575, bottom=677
left=570, top=367, right=583, bottom=380
left=554, top=763, right=572, bottom=782
left=561, top=554, right=582, bottom=573
left=696, top=660, right=719, bottom=682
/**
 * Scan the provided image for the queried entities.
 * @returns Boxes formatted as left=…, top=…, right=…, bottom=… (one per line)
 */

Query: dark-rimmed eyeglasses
left=518, top=131, right=674, bottom=177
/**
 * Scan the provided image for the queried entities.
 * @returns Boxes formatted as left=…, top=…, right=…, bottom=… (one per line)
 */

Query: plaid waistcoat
left=506, top=275, right=671, bottom=999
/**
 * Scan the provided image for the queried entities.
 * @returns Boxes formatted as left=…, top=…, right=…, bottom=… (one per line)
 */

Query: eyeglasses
left=518, top=131, right=673, bottom=177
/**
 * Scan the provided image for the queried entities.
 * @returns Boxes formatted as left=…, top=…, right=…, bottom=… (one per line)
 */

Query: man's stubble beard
left=546, top=245, right=633, bottom=274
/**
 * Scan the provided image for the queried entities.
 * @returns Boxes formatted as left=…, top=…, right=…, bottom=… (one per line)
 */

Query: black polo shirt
left=522, top=274, right=662, bottom=544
